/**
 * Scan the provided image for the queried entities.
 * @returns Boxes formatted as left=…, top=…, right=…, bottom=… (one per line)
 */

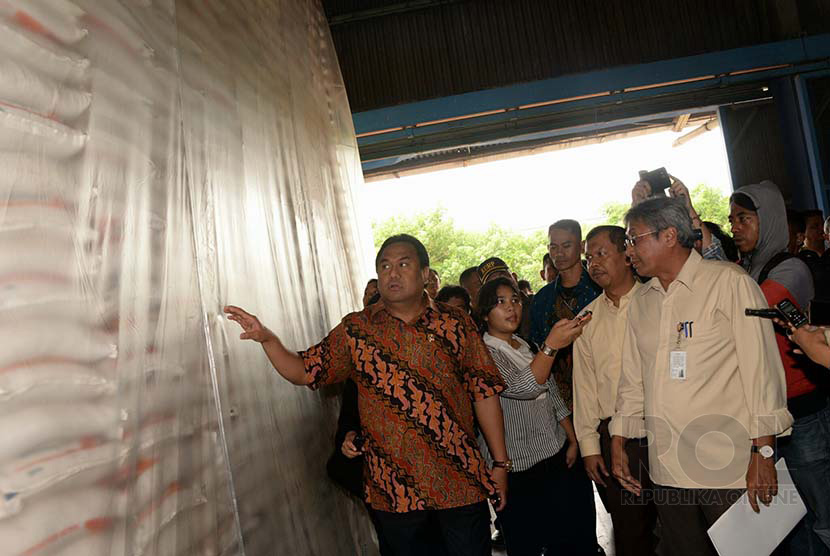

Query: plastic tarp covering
left=0, top=0, right=375, bottom=554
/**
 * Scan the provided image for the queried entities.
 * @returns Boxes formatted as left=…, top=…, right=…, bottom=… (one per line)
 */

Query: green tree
left=371, top=185, right=732, bottom=295
left=601, top=201, right=630, bottom=227
left=690, top=184, right=731, bottom=233
left=372, top=208, right=549, bottom=293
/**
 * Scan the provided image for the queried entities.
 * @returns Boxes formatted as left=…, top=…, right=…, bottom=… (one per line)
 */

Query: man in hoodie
left=729, top=181, right=829, bottom=554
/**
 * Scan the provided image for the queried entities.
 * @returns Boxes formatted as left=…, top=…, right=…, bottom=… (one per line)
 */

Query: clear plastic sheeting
left=0, top=1, right=374, bottom=555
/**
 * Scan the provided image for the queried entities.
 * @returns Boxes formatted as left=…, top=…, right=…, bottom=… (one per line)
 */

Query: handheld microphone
left=744, top=308, right=780, bottom=319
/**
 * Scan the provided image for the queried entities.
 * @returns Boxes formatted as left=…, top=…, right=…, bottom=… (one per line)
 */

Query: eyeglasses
left=624, top=230, right=659, bottom=248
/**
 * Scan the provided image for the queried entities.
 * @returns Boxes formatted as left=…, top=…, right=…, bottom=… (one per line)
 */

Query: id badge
left=670, top=351, right=687, bottom=380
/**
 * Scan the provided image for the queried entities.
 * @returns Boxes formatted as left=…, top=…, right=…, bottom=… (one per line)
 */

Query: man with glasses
left=631, top=174, right=727, bottom=262
left=529, top=219, right=603, bottom=555
left=610, top=197, right=793, bottom=556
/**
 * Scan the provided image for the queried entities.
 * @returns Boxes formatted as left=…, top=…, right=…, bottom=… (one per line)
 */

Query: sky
left=359, top=126, right=733, bottom=234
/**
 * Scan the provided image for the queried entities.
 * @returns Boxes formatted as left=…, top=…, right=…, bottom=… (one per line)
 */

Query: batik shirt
left=301, top=296, right=505, bottom=513
left=529, top=268, right=601, bottom=409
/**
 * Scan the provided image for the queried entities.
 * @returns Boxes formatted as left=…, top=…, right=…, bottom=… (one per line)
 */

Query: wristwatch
left=540, top=343, right=557, bottom=357
left=751, top=445, right=774, bottom=459
left=492, top=459, right=514, bottom=472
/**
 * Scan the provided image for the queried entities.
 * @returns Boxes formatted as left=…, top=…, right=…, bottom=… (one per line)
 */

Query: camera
left=640, top=167, right=671, bottom=197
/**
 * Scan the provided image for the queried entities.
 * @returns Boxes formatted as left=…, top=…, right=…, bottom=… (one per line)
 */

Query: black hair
left=730, top=192, right=757, bottom=212
left=625, top=197, right=696, bottom=249
left=549, top=219, right=582, bottom=240
left=436, top=285, right=471, bottom=311
left=803, top=209, right=825, bottom=221
left=517, top=279, right=532, bottom=291
left=585, top=225, right=626, bottom=252
left=459, top=266, right=478, bottom=283
left=542, top=252, right=552, bottom=266
left=367, top=292, right=381, bottom=306
left=375, top=234, right=429, bottom=269
left=366, top=278, right=378, bottom=286
left=703, top=221, right=739, bottom=263
left=787, top=210, right=806, bottom=233
left=476, top=277, right=519, bottom=325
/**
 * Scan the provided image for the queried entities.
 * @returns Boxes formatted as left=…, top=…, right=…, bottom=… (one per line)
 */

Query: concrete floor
left=491, top=484, right=615, bottom=556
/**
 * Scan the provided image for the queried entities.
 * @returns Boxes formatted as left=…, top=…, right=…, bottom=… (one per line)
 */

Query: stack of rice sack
left=0, top=2, right=230, bottom=555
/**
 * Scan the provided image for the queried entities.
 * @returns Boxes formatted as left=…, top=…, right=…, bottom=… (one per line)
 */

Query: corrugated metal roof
left=324, top=0, right=828, bottom=112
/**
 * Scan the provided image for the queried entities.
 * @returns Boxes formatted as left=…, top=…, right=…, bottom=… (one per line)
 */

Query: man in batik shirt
left=225, top=234, right=509, bottom=556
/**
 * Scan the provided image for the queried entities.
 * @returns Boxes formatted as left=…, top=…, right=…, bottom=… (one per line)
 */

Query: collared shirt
left=573, top=280, right=644, bottom=457
left=529, top=268, right=602, bottom=409
left=300, top=297, right=505, bottom=512
left=610, top=250, right=793, bottom=489
left=479, top=333, right=571, bottom=472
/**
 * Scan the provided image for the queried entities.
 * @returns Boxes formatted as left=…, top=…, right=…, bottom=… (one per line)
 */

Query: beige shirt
left=610, top=250, right=793, bottom=489
left=573, top=280, right=644, bottom=457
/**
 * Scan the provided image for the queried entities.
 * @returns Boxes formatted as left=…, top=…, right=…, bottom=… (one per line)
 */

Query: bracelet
left=492, top=459, right=514, bottom=472
left=541, top=343, right=557, bottom=357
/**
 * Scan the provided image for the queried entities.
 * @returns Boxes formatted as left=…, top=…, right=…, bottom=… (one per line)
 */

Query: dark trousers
left=596, top=419, right=658, bottom=556
left=373, top=501, right=490, bottom=556
left=497, top=450, right=568, bottom=556
left=653, top=486, right=743, bottom=556
left=562, top=451, right=601, bottom=555
left=497, top=449, right=597, bottom=556
left=780, top=403, right=830, bottom=555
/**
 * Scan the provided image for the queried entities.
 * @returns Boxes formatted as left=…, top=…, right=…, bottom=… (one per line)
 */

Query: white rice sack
left=0, top=487, right=120, bottom=555
left=0, top=227, right=80, bottom=282
left=0, top=20, right=89, bottom=85
left=0, top=58, right=91, bottom=121
left=0, top=200, right=76, bottom=233
left=0, top=359, right=112, bottom=407
left=0, top=154, right=79, bottom=201
left=0, top=0, right=87, bottom=45
left=0, top=436, right=117, bottom=519
left=0, top=317, right=116, bottom=370
left=0, top=279, right=80, bottom=311
left=51, top=525, right=125, bottom=556
left=0, top=104, right=87, bottom=158
left=0, top=402, right=119, bottom=463
left=0, top=425, right=212, bottom=517
left=73, top=0, right=152, bottom=57
left=0, top=297, right=108, bottom=328
left=137, top=493, right=211, bottom=556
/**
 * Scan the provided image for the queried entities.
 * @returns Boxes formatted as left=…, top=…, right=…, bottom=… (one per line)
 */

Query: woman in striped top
left=477, top=277, right=592, bottom=556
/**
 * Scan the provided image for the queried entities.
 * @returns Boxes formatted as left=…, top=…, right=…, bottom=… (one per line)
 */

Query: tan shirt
left=610, top=250, right=793, bottom=489
left=573, top=281, right=644, bottom=457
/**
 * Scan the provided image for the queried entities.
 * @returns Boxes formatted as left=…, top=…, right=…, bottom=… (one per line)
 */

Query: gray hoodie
left=735, top=181, right=814, bottom=307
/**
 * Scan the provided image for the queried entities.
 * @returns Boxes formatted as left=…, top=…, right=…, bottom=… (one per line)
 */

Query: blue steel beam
left=360, top=106, right=718, bottom=173
left=794, top=71, right=830, bottom=213
left=355, top=59, right=830, bottom=159
left=353, top=34, right=830, bottom=137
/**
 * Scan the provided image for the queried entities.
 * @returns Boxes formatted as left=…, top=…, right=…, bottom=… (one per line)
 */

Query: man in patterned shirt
left=529, top=218, right=603, bottom=555
left=225, top=234, right=510, bottom=556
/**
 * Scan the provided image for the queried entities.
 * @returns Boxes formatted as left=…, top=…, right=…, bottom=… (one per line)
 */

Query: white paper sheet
left=708, top=458, right=807, bottom=556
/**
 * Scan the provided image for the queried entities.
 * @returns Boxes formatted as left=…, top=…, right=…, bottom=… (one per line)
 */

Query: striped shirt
left=478, top=333, right=571, bottom=472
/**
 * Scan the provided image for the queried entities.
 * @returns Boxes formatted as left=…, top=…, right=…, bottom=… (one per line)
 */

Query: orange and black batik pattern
left=301, top=299, right=505, bottom=513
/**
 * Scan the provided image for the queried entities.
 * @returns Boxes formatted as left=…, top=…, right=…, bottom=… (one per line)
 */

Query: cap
left=477, top=257, right=509, bottom=283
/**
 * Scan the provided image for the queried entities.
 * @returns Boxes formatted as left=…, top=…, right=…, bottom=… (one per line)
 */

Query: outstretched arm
left=224, top=305, right=310, bottom=385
